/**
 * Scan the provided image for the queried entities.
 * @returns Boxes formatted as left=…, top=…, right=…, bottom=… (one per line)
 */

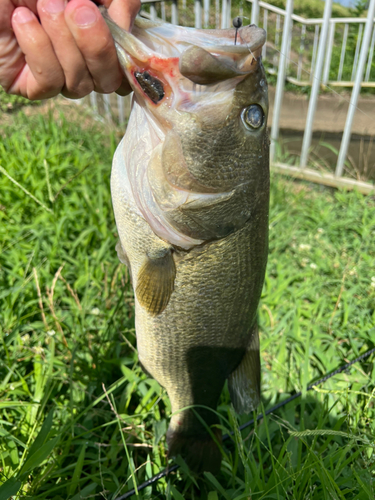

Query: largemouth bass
left=102, top=10, right=269, bottom=473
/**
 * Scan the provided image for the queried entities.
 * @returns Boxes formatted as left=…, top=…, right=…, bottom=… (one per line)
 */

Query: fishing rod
left=114, top=346, right=375, bottom=500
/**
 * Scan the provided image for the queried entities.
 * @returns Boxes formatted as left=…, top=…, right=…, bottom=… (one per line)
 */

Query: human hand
left=0, top=0, right=140, bottom=100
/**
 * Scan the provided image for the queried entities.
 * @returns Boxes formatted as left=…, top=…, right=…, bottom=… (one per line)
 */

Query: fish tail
left=167, top=426, right=222, bottom=474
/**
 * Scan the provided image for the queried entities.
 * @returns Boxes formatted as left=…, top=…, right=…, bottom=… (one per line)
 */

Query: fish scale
left=103, top=9, right=269, bottom=473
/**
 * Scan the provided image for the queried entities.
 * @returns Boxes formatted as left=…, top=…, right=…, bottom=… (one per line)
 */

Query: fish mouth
left=101, top=9, right=266, bottom=85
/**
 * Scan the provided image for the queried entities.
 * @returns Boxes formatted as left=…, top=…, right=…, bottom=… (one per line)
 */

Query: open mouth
left=130, top=17, right=266, bottom=58
left=101, top=9, right=266, bottom=84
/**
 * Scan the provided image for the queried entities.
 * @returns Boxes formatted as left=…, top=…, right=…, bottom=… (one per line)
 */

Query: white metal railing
left=137, top=0, right=375, bottom=90
left=299, top=0, right=332, bottom=168
left=255, top=0, right=375, bottom=176
left=249, top=0, right=375, bottom=88
left=83, top=0, right=375, bottom=189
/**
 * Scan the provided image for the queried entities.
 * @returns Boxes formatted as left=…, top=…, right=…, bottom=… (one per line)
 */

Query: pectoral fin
left=228, top=325, right=260, bottom=414
left=136, top=249, right=176, bottom=315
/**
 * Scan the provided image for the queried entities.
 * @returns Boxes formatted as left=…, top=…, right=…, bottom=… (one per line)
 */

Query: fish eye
left=242, top=104, right=264, bottom=130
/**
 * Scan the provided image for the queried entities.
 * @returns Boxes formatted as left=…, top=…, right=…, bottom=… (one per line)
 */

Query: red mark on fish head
left=149, top=56, right=179, bottom=76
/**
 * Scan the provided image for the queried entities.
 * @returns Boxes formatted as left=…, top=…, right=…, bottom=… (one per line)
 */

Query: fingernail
left=13, top=8, right=34, bottom=24
left=74, top=6, right=98, bottom=26
left=44, top=0, right=66, bottom=14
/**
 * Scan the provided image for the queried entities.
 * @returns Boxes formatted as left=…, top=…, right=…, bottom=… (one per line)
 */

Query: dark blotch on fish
left=134, top=71, right=165, bottom=103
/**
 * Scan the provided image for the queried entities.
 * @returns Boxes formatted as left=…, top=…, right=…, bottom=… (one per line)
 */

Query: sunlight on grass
left=0, top=102, right=374, bottom=499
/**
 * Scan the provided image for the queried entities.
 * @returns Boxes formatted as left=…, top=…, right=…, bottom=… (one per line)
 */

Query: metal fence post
left=322, top=21, right=335, bottom=85
left=338, top=23, right=349, bottom=81
left=117, top=95, right=125, bottom=125
left=103, top=94, right=111, bottom=121
left=221, top=0, right=226, bottom=28
left=221, top=0, right=231, bottom=28
left=195, top=0, right=202, bottom=27
left=365, top=26, right=375, bottom=81
left=286, top=20, right=293, bottom=71
left=336, top=0, right=375, bottom=178
left=150, top=2, right=157, bottom=20
left=351, top=23, right=364, bottom=81
left=172, top=0, right=178, bottom=24
left=275, top=14, right=280, bottom=48
left=273, top=14, right=281, bottom=71
left=262, top=8, right=268, bottom=59
left=90, top=92, right=98, bottom=115
left=251, top=0, right=259, bottom=26
left=226, top=0, right=231, bottom=28
left=297, top=24, right=306, bottom=81
left=270, top=0, right=294, bottom=164
left=204, top=0, right=210, bottom=27
left=310, top=25, right=320, bottom=82
left=220, top=0, right=230, bottom=28
left=299, top=0, right=333, bottom=168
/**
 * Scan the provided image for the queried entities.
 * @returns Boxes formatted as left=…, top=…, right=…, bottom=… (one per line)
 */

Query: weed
left=0, top=101, right=374, bottom=499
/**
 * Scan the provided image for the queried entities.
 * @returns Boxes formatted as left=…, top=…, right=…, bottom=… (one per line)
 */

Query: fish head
left=104, top=11, right=269, bottom=246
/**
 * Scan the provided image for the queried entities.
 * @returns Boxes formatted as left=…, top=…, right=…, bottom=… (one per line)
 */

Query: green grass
left=0, top=102, right=375, bottom=499
left=0, top=86, right=41, bottom=114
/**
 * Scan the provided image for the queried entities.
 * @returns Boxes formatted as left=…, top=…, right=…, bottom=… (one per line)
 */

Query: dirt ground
left=268, top=87, right=375, bottom=137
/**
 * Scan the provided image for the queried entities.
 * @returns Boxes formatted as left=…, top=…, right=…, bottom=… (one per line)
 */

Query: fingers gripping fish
left=102, top=9, right=269, bottom=473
